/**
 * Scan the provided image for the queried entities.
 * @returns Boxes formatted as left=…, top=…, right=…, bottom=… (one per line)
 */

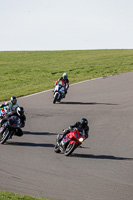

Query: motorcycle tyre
left=0, top=129, right=10, bottom=144
left=53, top=93, right=58, bottom=104
left=64, top=142, right=77, bottom=156
left=54, top=145, right=61, bottom=153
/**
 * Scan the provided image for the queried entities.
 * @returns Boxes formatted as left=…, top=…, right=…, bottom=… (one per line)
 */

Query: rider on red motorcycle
left=55, top=73, right=69, bottom=97
left=59, top=118, right=89, bottom=142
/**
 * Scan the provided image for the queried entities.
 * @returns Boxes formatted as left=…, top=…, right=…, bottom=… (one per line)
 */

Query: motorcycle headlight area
left=79, top=138, right=84, bottom=142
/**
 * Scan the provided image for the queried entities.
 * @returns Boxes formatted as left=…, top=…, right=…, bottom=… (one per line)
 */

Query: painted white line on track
left=19, top=88, right=53, bottom=99
left=19, top=75, right=114, bottom=99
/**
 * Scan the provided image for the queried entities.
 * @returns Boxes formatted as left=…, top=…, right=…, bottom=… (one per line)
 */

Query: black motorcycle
left=0, top=116, right=20, bottom=144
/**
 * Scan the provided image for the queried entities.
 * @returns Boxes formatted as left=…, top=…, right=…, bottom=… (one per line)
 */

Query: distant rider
left=1, top=107, right=26, bottom=137
left=55, top=73, right=69, bottom=97
left=0, top=96, right=19, bottom=112
left=58, top=118, right=89, bottom=142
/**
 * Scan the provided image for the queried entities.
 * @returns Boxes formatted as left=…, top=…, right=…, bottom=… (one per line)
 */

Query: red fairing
left=66, top=129, right=82, bottom=145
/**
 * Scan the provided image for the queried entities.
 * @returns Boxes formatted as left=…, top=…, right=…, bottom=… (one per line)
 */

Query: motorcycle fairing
left=54, top=84, right=65, bottom=96
left=61, top=130, right=81, bottom=146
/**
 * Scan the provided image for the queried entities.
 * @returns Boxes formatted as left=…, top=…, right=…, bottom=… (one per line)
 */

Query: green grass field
left=0, top=49, right=133, bottom=101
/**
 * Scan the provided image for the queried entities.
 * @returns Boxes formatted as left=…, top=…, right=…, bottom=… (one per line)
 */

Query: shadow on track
left=72, top=153, right=133, bottom=160
left=60, top=102, right=118, bottom=105
left=23, top=131, right=57, bottom=136
left=7, top=141, right=54, bottom=147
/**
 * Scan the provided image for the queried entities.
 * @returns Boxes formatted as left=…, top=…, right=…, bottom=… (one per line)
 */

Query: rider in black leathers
left=58, top=118, right=89, bottom=142
left=1, top=107, right=26, bottom=137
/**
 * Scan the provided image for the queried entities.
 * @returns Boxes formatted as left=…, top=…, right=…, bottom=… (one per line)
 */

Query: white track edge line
left=19, top=74, right=114, bottom=99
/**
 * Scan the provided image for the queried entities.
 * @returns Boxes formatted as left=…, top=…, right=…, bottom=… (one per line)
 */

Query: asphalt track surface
left=0, top=72, right=133, bottom=200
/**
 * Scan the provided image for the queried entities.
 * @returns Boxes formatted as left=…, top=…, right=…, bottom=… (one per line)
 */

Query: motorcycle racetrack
left=0, top=72, right=133, bottom=200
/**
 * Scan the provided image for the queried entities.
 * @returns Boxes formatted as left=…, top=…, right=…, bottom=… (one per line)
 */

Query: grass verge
left=0, top=49, right=133, bottom=101
left=0, top=191, right=51, bottom=200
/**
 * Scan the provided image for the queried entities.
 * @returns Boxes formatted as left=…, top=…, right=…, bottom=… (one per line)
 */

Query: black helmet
left=11, top=96, right=17, bottom=105
left=17, top=107, right=24, bottom=116
left=80, top=118, right=88, bottom=128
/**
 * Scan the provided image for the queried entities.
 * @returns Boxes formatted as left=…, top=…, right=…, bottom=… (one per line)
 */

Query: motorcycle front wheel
left=53, top=93, right=58, bottom=104
left=64, top=142, right=77, bottom=156
left=0, top=129, right=10, bottom=144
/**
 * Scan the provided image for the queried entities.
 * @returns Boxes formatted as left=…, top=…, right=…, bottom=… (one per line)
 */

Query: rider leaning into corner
left=58, top=118, right=89, bottom=142
left=1, top=107, right=26, bottom=137
left=55, top=73, right=69, bottom=97
left=0, top=96, right=19, bottom=112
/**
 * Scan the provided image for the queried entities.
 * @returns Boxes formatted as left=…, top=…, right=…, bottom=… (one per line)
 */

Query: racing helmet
left=63, top=73, right=68, bottom=80
left=11, top=96, right=17, bottom=105
left=80, top=118, right=88, bottom=128
left=17, top=107, right=24, bottom=116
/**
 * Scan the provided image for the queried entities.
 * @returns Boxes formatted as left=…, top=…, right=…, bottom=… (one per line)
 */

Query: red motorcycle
left=54, top=128, right=85, bottom=156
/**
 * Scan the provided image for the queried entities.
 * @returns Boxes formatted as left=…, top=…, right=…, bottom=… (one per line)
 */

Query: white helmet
left=63, top=73, right=68, bottom=80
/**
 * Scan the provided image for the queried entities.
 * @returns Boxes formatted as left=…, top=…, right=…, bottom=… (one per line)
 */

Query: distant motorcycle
left=53, top=83, right=66, bottom=104
left=54, top=128, right=85, bottom=156
left=0, top=115, right=20, bottom=144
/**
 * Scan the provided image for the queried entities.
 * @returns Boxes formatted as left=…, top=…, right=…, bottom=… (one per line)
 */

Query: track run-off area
left=0, top=72, right=133, bottom=200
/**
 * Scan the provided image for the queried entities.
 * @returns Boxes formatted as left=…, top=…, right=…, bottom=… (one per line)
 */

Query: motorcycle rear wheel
left=0, top=129, right=10, bottom=144
left=64, top=142, right=77, bottom=156
left=54, top=144, right=61, bottom=153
